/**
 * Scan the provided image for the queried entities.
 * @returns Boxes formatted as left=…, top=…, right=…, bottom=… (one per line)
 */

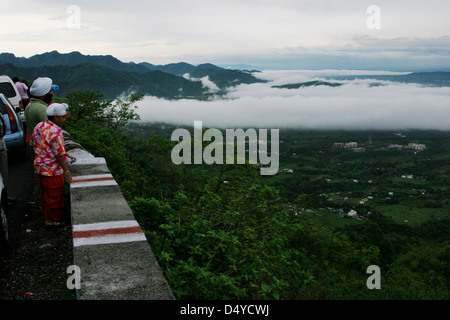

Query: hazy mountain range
left=269, top=72, right=450, bottom=90
left=1, top=51, right=448, bottom=99
left=0, top=51, right=266, bottom=99
left=325, top=72, right=450, bottom=87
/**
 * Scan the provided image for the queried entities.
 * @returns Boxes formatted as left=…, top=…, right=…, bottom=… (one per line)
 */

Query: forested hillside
left=0, top=63, right=205, bottom=99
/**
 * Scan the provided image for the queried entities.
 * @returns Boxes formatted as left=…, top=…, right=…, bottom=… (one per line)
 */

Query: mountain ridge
left=0, top=62, right=206, bottom=99
left=0, top=51, right=150, bottom=73
left=0, top=51, right=266, bottom=98
left=325, top=71, right=450, bottom=87
left=271, top=72, right=450, bottom=90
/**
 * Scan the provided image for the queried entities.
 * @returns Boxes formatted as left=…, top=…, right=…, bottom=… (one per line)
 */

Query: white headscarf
left=30, top=77, right=52, bottom=97
left=46, top=103, right=68, bottom=116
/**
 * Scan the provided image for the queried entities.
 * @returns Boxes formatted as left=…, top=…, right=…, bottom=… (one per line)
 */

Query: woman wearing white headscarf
left=31, top=103, right=76, bottom=227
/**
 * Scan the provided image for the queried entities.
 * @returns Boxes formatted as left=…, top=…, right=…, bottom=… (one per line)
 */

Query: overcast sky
left=1, top=0, right=449, bottom=70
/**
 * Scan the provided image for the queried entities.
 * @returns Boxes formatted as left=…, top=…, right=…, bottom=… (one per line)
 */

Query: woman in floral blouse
left=31, top=103, right=76, bottom=227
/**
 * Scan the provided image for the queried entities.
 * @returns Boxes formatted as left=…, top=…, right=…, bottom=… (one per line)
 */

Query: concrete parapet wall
left=63, top=130, right=175, bottom=300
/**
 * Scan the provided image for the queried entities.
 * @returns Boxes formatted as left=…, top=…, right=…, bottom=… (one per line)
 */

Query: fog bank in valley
left=135, top=70, right=450, bottom=130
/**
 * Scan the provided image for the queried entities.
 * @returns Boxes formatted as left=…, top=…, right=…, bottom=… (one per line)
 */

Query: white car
left=0, top=75, right=22, bottom=111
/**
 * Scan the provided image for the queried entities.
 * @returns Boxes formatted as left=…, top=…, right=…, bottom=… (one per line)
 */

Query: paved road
left=0, top=152, right=75, bottom=300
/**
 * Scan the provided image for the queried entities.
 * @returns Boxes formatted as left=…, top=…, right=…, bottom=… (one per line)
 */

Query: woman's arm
left=56, top=154, right=73, bottom=183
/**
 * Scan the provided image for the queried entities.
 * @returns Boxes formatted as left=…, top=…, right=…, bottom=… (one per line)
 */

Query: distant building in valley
left=388, top=144, right=404, bottom=150
left=333, top=142, right=357, bottom=148
left=388, top=143, right=427, bottom=151
left=407, top=143, right=427, bottom=151
left=333, top=142, right=364, bottom=152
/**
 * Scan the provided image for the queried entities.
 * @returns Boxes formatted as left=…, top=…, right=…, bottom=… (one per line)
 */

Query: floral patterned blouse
left=31, top=120, right=67, bottom=176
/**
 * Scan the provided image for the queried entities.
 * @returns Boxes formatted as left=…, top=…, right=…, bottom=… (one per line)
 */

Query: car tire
left=0, top=196, right=8, bottom=252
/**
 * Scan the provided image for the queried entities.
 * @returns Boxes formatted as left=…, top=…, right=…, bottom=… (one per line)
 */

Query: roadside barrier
left=63, top=130, right=175, bottom=300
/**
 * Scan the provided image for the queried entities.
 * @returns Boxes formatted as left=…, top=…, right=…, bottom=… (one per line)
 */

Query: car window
left=0, top=83, right=17, bottom=99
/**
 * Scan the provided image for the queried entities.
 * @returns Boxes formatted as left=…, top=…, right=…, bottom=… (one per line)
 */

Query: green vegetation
left=60, top=91, right=449, bottom=300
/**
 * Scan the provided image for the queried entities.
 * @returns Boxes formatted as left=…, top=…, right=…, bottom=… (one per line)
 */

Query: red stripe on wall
left=73, top=177, right=115, bottom=183
left=73, top=226, right=143, bottom=239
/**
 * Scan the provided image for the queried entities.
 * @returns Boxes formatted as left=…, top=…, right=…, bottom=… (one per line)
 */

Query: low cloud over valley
left=136, top=70, right=450, bottom=130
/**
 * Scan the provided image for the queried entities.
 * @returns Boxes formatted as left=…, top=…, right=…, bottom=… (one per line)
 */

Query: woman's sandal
left=45, top=220, right=66, bottom=227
